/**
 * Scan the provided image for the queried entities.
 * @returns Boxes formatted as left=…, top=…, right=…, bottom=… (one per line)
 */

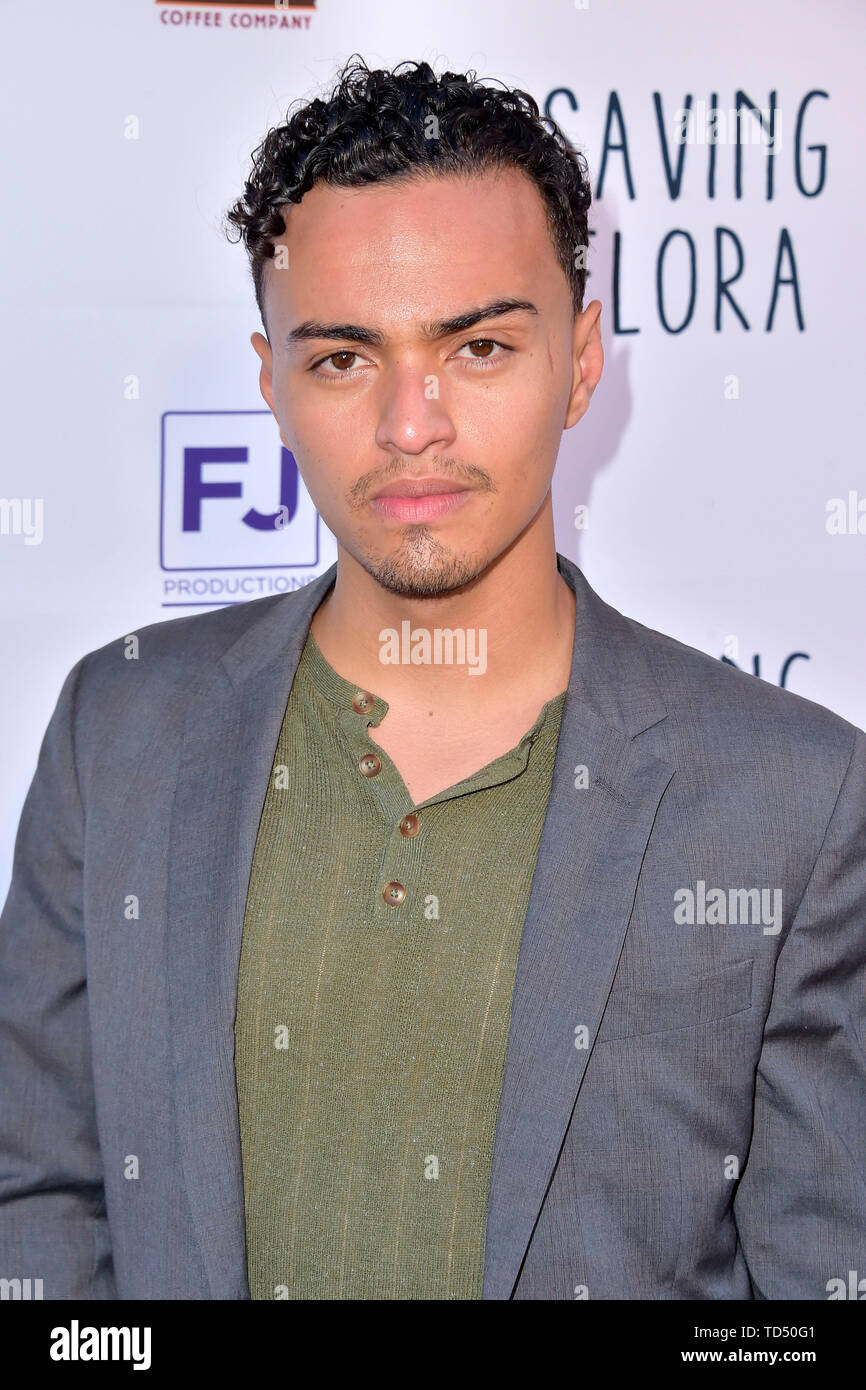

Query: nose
left=374, top=362, right=457, bottom=457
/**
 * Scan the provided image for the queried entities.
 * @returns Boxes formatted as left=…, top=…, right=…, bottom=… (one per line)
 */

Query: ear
left=250, top=331, right=291, bottom=451
left=564, top=299, right=603, bottom=429
left=251, top=330, right=273, bottom=405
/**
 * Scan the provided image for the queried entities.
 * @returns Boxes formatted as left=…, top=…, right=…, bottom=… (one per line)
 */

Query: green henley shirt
left=234, top=625, right=566, bottom=1299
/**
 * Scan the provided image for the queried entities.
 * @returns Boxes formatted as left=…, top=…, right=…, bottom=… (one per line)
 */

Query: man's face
left=252, top=165, right=601, bottom=598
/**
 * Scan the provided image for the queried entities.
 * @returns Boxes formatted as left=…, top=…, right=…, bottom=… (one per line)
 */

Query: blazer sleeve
left=0, top=655, right=116, bottom=1299
left=733, top=724, right=866, bottom=1298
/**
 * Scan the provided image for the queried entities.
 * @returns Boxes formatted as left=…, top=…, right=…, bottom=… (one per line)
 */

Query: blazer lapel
left=481, top=555, right=676, bottom=1298
left=166, top=564, right=338, bottom=1299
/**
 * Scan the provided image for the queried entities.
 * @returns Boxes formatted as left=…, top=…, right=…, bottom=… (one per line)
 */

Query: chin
left=358, top=528, right=488, bottom=599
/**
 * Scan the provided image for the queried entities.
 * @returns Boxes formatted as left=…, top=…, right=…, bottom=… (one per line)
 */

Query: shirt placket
left=306, top=636, right=555, bottom=930
left=335, top=691, right=430, bottom=928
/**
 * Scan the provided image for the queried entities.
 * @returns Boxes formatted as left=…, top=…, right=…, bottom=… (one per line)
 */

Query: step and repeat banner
left=1, top=0, right=864, bottom=891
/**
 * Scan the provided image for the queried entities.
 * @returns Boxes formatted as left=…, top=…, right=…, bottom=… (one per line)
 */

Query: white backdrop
left=2, top=0, right=864, bottom=895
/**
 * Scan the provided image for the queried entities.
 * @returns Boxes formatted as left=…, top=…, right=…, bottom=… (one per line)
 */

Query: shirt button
left=383, top=881, right=406, bottom=906
left=399, top=813, right=420, bottom=838
left=352, top=691, right=375, bottom=714
left=359, top=753, right=382, bottom=777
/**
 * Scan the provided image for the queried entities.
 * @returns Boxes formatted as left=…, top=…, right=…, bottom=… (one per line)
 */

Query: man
left=1, top=56, right=864, bottom=1301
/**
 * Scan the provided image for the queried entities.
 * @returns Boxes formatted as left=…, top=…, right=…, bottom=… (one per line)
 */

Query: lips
left=371, top=477, right=471, bottom=499
left=369, top=488, right=473, bottom=522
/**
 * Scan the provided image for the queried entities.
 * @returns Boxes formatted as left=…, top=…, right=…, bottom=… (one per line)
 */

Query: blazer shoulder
left=76, top=589, right=305, bottom=683
left=63, top=587, right=315, bottom=731
left=624, top=608, right=863, bottom=755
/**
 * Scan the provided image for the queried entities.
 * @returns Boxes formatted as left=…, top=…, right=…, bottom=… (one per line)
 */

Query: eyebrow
left=284, top=297, right=539, bottom=350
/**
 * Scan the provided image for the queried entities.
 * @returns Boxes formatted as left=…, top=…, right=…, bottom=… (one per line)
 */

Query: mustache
left=348, top=459, right=496, bottom=508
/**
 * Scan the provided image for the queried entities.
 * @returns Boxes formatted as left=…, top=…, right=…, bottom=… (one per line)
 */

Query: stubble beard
left=361, top=524, right=485, bottom=599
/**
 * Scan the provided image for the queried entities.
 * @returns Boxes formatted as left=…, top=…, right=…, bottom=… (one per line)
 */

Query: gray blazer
left=1, top=553, right=864, bottom=1300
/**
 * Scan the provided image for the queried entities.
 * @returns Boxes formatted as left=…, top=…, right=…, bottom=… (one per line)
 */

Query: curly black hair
left=224, top=55, right=592, bottom=335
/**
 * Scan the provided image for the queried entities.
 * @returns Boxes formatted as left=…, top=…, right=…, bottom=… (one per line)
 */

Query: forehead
left=265, top=166, right=560, bottom=329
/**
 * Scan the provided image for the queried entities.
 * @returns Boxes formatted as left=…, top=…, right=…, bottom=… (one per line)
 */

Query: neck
left=309, top=497, right=576, bottom=710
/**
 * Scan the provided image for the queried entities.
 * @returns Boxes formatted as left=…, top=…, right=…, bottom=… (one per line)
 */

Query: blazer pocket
left=596, top=958, right=754, bottom=1043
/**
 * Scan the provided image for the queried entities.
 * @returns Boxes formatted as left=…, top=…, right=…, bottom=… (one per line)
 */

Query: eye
left=310, top=350, right=368, bottom=377
left=454, top=338, right=510, bottom=367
